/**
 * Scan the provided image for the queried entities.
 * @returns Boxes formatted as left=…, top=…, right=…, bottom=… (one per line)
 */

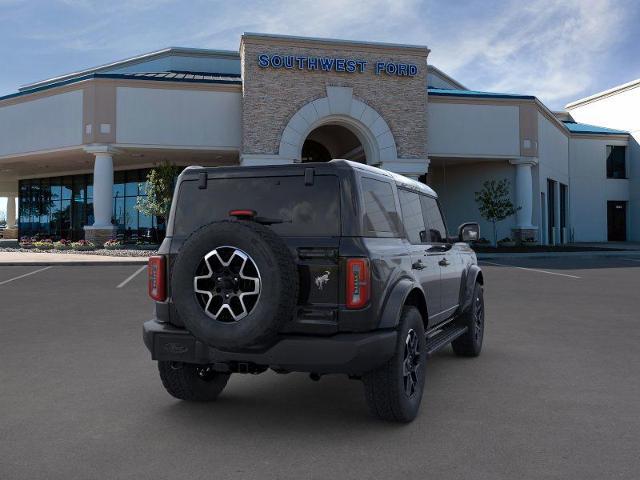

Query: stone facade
left=240, top=34, right=429, bottom=161
left=84, top=226, right=118, bottom=246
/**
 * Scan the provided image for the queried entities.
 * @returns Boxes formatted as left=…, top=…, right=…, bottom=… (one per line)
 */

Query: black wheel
left=452, top=282, right=484, bottom=357
left=171, top=220, right=298, bottom=350
left=158, top=361, right=230, bottom=401
left=362, top=306, right=427, bottom=422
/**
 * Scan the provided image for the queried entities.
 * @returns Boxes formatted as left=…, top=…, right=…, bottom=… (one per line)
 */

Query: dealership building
left=0, top=33, right=637, bottom=244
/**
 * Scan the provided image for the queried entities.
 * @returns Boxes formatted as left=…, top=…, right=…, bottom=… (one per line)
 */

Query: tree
left=136, top=161, right=181, bottom=222
left=474, top=179, right=519, bottom=246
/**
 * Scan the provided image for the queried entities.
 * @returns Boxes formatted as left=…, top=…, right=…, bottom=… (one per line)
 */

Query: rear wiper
left=254, top=216, right=291, bottom=225
left=228, top=209, right=290, bottom=225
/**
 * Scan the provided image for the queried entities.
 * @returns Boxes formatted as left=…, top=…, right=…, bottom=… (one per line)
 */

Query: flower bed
left=54, top=239, right=73, bottom=250
left=70, top=240, right=96, bottom=251
left=104, top=239, right=123, bottom=250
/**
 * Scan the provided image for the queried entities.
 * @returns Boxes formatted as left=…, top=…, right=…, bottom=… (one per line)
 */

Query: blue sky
left=1, top=0, right=639, bottom=108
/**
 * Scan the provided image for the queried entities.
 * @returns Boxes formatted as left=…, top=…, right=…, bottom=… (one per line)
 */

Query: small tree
left=136, top=161, right=181, bottom=223
left=474, top=179, right=519, bottom=246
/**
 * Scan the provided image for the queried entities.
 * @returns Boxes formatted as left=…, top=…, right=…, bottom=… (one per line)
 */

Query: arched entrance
left=301, top=124, right=365, bottom=163
left=277, top=86, right=398, bottom=166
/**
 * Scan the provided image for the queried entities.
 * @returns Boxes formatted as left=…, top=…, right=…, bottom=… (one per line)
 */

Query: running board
left=425, top=325, right=468, bottom=356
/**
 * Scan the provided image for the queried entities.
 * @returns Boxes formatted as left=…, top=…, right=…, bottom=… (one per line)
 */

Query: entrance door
left=540, top=192, right=547, bottom=244
left=547, top=179, right=556, bottom=244
left=607, top=201, right=627, bottom=241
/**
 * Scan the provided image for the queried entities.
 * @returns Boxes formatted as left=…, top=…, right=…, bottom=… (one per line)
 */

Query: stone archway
left=278, top=86, right=398, bottom=165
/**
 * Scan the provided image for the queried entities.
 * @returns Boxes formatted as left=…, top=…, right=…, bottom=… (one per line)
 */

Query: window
left=17, top=168, right=161, bottom=242
left=398, top=189, right=426, bottom=244
left=361, top=177, right=400, bottom=236
left=174, top=175, right=341, bottom=237
left=606, top=146, right=626, bottom=179
left=420, top=195, right=447, bottom=243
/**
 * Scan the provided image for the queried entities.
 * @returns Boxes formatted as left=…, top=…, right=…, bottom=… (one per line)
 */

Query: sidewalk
left=478, top=250, right=640, bottom=260
left=0, top=251, right=148, bottom=266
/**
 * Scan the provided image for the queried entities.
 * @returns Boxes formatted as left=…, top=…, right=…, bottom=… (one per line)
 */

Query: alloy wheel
left=193, top=246, right=261, bottom=322
left=403, top=329, right=421, bottom=397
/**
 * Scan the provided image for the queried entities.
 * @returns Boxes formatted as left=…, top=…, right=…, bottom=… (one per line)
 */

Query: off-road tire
left=158, top=361, right=230, bottom=401
left=362, top=306, right=427, bottom=422
left=171, top=220, right=298, bottom=350
left=452, top=282, right=484, bottom=357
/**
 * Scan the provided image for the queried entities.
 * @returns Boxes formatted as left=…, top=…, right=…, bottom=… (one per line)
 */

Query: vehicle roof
left=183, top=159, right=437, bottom=197
left=333, top=160, right=437, bottom=197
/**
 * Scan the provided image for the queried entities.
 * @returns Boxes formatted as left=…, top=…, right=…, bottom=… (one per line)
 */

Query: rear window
left=173, top=175, right=340, bottom=237
left=361, top=177, right=401, bottom=237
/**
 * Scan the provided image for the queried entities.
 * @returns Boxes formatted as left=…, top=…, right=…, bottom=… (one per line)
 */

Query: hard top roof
left=183, top=159, right=437, bottom=197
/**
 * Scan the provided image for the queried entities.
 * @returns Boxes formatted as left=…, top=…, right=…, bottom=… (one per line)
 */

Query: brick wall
left=240, top=36, right=429, bottom=160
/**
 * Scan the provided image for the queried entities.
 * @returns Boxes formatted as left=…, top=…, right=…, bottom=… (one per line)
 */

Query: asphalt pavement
left=1, top=257, right=639, bottom=479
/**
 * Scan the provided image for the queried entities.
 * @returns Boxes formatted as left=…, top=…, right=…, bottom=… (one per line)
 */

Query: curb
left=0, top=260, right=148, bottom=266
left=477, top=251, right=640, bottom=260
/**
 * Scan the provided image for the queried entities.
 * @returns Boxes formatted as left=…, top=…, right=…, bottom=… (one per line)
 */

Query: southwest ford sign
left=257, top=54, right=418, bottom=77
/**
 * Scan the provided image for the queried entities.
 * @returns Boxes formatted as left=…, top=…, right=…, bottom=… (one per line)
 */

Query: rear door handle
left=412, top=260, right=426, bottom=270
left=438, top=258, right=450, bottom=267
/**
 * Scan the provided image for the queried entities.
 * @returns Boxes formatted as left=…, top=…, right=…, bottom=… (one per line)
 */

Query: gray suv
left=143, top=160, right=484, bottom=422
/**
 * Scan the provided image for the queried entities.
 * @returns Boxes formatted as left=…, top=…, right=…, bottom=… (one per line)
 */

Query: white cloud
left=427, top=0, right=628, bottom=107
left=3, top=0, right=634, bottom=109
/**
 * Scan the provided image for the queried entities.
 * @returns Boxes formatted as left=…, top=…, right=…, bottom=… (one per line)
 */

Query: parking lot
left=1, top=256, right=639, bottom=480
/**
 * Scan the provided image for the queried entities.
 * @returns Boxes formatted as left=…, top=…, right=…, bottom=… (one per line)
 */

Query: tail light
left=148, top=255, right=166, bottom=302
left=346, top=258, right=370, bottom=309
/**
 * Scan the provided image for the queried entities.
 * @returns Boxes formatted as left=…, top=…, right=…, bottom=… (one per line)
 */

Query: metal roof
left=562, top=121, right=628, bottom=135
left=0, top=71, right=242, bottom=103
left=19, top=47, right=240, bottom=92
left=117, top=71, right=241, bottom=82
left=428, top=87, right=535, bottom=100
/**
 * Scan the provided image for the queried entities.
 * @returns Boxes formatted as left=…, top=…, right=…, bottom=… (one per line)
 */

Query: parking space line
left=480, top=261, right=581, bottom=279
left=116, top=265, right=147, bottom=289
left=0, top=266, right=53, bottom=286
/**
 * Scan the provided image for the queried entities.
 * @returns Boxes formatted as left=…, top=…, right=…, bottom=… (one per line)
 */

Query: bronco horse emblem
left=315, top=270, right=331, bottom=290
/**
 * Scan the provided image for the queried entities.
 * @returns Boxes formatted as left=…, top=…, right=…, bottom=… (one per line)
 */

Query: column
left=6, top=195, right=16, bottom=229
left=509, top=158, right=538, bottom=242
left=2, top=194, right=18, bottom=240
left=378, top=158, right=430, bottom=181
left=83, top=145, right=118, bottom=245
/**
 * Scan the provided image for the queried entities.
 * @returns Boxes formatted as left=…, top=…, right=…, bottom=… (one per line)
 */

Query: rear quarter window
left=173, top=175, right=340, bottom=237
left=360, top=177, right=401, bottom=237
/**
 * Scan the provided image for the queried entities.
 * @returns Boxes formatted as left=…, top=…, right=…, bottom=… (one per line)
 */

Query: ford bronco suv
left=143, top=160, right=484, bottom=422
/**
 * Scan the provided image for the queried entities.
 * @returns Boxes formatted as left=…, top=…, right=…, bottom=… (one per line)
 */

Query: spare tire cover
left=171, top=220, right=299, bottom=350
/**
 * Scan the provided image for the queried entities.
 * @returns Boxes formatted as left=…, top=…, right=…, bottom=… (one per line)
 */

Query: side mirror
left=458, top=222, right=480, bottom=243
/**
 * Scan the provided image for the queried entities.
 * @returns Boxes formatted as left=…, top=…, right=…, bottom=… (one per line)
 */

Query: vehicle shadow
left=155, top=352, right=459, bottom=433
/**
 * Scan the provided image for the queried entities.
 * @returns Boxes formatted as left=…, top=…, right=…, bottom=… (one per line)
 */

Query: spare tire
left=171, top=220, right=298, bottom=350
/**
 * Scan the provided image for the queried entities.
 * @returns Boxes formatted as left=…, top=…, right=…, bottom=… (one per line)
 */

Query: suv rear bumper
left=143, top=319, right=397, bottom=375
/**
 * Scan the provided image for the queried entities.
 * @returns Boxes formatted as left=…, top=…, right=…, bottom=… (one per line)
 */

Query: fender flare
left=459, top=264, right=483, bottom=314
left=377, top=278, right=426, bottom=329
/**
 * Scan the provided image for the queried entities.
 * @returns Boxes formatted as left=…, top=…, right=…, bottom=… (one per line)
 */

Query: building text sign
left=257, top=53, right=418, bottom=77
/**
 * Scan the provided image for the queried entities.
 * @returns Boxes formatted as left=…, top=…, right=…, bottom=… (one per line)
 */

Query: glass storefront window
left=113, top=196, right=125, bottom=231
left=125, top=170, right=139, bottom=197
left=62, top=177, right=72, bottom=200
left=125, top=196, right=139, bottom=238
left=18, top=168, right=167, bottom=242
left=113, top=171, right=125, bottom=199
left=87, top=174, right=93, bottom=200
left=50, top=177, right=61, bottom=202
